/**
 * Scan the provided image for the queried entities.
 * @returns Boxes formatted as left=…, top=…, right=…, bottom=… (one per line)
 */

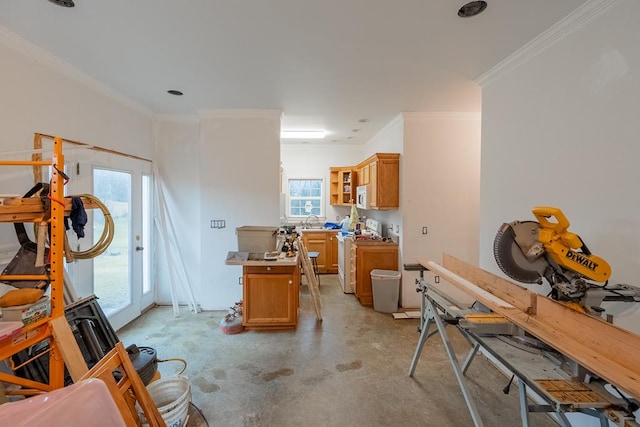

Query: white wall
left=281, top=143, right=364, bottom=224
left=153, top=117, right=201, bottom=307
left=197, top=110, right=281, bottom=310
left=155, top=111, right=282, bottom=311
left=335, top=113, right=481, bottom=309
left=480, top=3, right=640, bottom=424
left=0, top=27, right=155, bottom=284
left=0, top=28, right=153, bottom=162
left=480, top=0, right=640, bottom=333
left=363, top=116, right=405, bottom=239
left=401, top=113, right=481, bottom=308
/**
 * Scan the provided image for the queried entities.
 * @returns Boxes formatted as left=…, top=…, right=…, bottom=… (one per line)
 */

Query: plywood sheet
left=536, top=380, right=609, bottom=408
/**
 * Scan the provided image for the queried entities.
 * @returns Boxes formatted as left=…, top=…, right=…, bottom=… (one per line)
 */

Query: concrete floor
left=118, top=274, right=558, bottom=427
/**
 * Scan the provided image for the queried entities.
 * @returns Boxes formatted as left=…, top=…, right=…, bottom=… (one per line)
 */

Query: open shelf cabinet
left=329, top=167, right=356, bottom=206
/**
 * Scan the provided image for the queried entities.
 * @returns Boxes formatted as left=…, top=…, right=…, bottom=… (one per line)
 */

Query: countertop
left=226, top=251, right=298, bottom=266
left=299, top=228, right=340, bottom=233
left=352, top=239, right=398, bottom=246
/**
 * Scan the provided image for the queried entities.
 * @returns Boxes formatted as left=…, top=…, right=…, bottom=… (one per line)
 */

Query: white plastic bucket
left=141, top=376, right=191, bottom=427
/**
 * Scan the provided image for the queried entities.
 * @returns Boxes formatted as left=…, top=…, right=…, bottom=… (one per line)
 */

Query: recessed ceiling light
left=358, top=118, right=370, bottom=123
left=352, top=129, right=361, bottom=133
left=332, top=139, right=340, bottom=143
left=167, top=90, right=183, bottom=96
left=281, top=130, right=326, bottom=139
left=48, top=0, right=75, bottom=7
left=458, top=1, right=487, bottom=17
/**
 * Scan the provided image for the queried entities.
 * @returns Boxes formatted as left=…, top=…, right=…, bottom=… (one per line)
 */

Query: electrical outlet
left=396, top=225, right=399, bottom=233
left=238, top=277, right=242, bottom=285
left=422, top=226, right=428, bottom=235
left=211, top=219, right=226, bottom=229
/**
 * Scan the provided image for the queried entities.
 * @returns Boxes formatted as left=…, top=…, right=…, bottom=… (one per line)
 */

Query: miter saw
left=494, top=206, right=640, bottom=313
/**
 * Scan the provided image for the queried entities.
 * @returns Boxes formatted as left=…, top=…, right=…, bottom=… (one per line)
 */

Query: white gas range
left=336, top=232, right=354, bottom=293
left=336, top=219, right=385, bottom=293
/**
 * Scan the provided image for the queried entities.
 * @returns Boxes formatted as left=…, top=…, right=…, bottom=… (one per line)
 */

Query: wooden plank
left=32, top=133, right=42, bottom=183
left=37, top=132, right=152, bottom=163
left=536, top=296, right=640, bottom=360
left=0, top=197, right=102, bottom=222
left=464, top=313, right=509, bottom=324
left=503, top=307, right=640, bottom=401
left=536, top=380, right=609, bottom=408
left=298, top=242, right=322, bottom=320
left=441, top=254, right=536, bottom=314
left=50, top=316, right=89, bottom=382
left=425, top=260, right=514, bottom=309
left=432, top=254, right=640, bottom=400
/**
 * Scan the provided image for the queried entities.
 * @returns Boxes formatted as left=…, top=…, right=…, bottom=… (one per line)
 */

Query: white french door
left=65, top=151, right=153, bottom=331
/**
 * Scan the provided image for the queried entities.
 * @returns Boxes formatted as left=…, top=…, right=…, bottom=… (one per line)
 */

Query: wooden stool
left=308, top=251, right=320, bottom=285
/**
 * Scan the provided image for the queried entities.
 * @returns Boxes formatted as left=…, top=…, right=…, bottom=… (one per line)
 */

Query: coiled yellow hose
left=68, top=193, right=115, bottom=259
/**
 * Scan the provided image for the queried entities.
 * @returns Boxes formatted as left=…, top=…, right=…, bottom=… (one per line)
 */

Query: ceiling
left=0, top=0, right=588, bottom=145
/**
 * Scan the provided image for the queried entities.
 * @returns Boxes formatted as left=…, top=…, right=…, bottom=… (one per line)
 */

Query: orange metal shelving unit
left=0, top=137, right=86, bottom=395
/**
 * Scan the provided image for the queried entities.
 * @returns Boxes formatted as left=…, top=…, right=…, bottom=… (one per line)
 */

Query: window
left=288, top=178, right=324, bottom=217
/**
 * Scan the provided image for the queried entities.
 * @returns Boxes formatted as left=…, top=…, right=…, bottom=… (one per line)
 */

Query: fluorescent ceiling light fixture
left=281, top=130, right=326, bottom=139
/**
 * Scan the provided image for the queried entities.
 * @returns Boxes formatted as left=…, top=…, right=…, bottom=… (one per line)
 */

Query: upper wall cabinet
left=329, top=167, right=356, bottom=206
left=356, top=153, right=400, bottom=210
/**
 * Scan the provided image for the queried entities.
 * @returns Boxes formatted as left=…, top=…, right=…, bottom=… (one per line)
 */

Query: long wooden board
left=0, top=197, right=101, bottom=222
left=421, top=254, right=640, bottom=400
left=298, top=241, right=322, bottom=320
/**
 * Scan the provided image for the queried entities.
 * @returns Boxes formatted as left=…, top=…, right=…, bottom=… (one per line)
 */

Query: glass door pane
left=93, top=168, right=131, bottom=316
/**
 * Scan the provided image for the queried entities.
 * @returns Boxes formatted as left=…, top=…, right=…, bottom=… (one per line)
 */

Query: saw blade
left=494, top=221, right=549, bottom=284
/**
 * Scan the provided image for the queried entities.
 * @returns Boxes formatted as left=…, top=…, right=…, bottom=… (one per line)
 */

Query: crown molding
left=402, top=112, right=481, bottom=121
left=476, top=0, right=616, bottom=87
left=0, top=25, right=153, bottom=117
left=154, top=114, right=200, bottom=124
left=197, top=109, right=283, bottom=119
left=373, top=113, right=404, bottom=138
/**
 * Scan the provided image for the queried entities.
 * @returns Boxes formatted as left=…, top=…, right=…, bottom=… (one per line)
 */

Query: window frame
left=287, top=177, right=325, bottom=219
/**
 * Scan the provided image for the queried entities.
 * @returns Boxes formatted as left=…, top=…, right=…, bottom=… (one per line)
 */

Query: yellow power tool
left=494, top=207, right=638, bottom=308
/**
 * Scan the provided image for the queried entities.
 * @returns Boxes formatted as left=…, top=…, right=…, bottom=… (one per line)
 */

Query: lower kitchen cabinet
left=301, top=230, right=339, bottom=274
left=242, top=264, right=300, bottom=329
left=328, top=232, right=338, bottom=273
left=354, top=242, right=399, bottom=306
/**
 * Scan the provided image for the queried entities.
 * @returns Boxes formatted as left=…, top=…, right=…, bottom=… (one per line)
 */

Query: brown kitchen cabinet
left=356, top=153, right=399, bottom=210
left=301, top=230, right=339, bottom=273
left=329, top=167, right=356, bottom=206
left=329, top=232, right=338, bottom=273
left=242, top=263, right=300, bottom=329
left=354, top=241, right=399, bottom=306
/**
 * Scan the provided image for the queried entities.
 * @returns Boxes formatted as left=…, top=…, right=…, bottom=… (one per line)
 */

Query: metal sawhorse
left=405, top=270, right=639, bottom=427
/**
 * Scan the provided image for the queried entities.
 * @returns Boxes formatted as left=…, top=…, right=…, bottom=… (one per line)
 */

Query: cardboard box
left=1, top=297, right=50, bottom=326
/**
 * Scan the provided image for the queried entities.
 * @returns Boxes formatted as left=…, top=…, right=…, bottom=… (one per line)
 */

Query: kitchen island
left=226, top=252, right=300, bottom=329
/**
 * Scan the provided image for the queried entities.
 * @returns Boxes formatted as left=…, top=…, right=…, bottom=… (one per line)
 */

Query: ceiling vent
left=458, top=1, right=487, bottom=18
left=48, top=0, right=75, bottom=7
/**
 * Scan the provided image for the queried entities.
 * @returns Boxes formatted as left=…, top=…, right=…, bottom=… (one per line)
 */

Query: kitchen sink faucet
left=304, top=215, right=320, bottom=229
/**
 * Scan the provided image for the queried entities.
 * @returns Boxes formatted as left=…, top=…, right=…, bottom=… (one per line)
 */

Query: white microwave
left=356, top=184, right=370, bottom=209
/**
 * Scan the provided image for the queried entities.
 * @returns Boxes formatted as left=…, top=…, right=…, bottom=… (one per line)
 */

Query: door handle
left=136, top=246, right=144, bottom=251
